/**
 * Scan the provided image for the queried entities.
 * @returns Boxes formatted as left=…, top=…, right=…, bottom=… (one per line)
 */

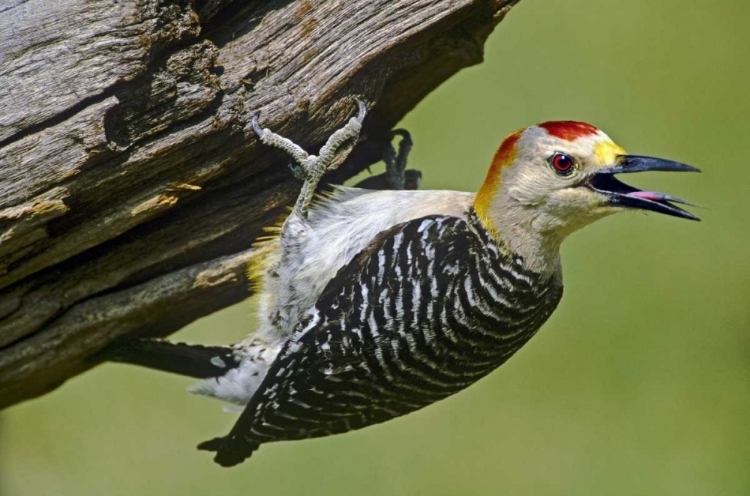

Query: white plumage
left=190, top=187, right=475, bottom=405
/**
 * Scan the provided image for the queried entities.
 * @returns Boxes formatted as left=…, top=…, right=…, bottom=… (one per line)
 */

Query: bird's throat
left=473, top=205, right=563, bottom=277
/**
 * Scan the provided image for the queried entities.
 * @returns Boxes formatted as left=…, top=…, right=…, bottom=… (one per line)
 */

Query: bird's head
left=474, top=121, right=699, bottom=269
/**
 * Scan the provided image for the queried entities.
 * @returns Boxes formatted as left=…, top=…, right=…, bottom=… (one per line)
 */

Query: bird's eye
left=550, top=153, right=576, bottom=175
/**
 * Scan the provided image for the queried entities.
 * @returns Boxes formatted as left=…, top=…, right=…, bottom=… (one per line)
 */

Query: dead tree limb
left=0, top=0, right=519, bottom=409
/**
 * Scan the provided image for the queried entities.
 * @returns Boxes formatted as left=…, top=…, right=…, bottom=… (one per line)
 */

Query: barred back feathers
left=201, top=209, right=563, bottom=466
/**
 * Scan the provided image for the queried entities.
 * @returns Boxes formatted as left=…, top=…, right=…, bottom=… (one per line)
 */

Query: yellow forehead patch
left=594, top=140, right=627, bottom=165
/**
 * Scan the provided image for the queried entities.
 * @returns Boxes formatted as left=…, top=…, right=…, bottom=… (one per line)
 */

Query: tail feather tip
left=197, top=436, right=260, bottom=467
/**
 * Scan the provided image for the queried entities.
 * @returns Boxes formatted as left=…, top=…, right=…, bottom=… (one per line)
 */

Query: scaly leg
left=251, top=99, right=367, bottom=217
left=382, top=129, right=413, bottom=190
left=353, top=129, right=419, bottom=191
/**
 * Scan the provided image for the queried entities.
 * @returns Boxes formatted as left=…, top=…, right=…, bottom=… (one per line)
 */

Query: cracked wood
left=0, top=0, right=519, bottom=409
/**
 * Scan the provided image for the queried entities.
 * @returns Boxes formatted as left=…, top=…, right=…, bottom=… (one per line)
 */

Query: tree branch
left=0, top=0, right=519, bottom=409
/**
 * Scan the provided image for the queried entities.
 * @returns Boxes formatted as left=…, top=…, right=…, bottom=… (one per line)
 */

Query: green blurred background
left=3, top=0, right=749, bottom=494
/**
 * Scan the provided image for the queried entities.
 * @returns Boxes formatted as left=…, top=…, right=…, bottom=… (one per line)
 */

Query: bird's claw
left=384, top=129, right=413, bottom=190
left=251, top=112, right=265, bottom=139
left=251, top=98, right=368, bottom=217
left=355, top=98, right=367, bottom=124
left=288, top=162, right=307, bottom=181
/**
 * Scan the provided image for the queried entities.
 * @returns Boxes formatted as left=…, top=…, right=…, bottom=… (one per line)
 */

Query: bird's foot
left=383, top=129, right=413, bottom=190
left=251, top=99, right=367, bottom=217
left=353, top=129, right=421, bottom=191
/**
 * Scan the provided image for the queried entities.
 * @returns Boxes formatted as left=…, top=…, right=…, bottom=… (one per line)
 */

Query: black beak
left=587, top=155, right=701, bottom=221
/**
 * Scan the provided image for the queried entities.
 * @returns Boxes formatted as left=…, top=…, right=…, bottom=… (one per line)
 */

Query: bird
left=107, top=99, right=700, bottom=467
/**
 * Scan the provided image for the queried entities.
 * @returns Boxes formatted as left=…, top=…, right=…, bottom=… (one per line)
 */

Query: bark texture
left=0, top=0, right=519, bottom=409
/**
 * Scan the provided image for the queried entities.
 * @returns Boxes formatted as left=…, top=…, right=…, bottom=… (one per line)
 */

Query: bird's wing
left=200, top=214, right=476, bottom=467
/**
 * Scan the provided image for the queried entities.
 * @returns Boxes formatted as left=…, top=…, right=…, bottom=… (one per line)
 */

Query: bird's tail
left=197, top=434, right=261, bottom=467
left=102, top=339, right=240, bottom=379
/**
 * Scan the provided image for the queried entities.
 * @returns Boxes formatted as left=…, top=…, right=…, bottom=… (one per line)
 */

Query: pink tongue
left=627, top=191, right=663, bottom=201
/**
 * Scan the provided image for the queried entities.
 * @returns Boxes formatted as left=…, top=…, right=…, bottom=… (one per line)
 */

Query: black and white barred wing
left=202, top=215, right=478, bottom=466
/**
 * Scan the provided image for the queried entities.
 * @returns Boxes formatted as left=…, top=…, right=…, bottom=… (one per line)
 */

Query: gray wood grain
left=0, top=0, right=519, bottom=409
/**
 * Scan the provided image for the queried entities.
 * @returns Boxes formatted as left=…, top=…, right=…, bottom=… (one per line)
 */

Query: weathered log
left=0, top=0, right=519, bottom=409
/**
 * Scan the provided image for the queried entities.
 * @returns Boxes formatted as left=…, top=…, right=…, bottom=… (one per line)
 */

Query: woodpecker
left=108, top=99, right=699, bottom=467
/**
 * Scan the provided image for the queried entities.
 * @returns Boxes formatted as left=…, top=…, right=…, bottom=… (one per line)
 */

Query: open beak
left=587, top=155, right=701, bottom=221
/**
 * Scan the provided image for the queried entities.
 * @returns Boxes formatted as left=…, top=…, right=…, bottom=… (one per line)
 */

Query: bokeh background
left=3, top=0, right=749, bottom=494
